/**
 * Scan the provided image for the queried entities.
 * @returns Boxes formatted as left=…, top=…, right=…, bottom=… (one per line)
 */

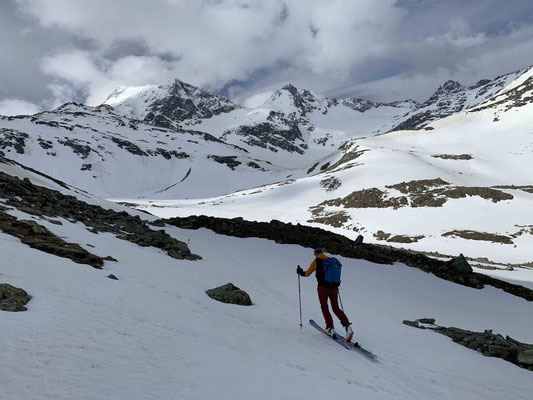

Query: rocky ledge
left=0, top=170, right=199, bottom=261
left=0, top=213, right=104, bottom=268
left=163, top=215, right=533, bottom=302
left=403, top=318, right=533, bottom=371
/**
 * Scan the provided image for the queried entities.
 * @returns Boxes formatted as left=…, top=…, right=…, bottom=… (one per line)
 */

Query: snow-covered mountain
left=1, top=64, right=532, bottom=267
left=389, top=67, right=528, bottom=131
left=103, top=67, right=529, bottom=166
left=2, top=56, right=533, bottom=400
left=104, top=79, right=241, bottom=128
left=127, top=66, right=533, bottom=267
left=0, top=102, right=288, bottom=198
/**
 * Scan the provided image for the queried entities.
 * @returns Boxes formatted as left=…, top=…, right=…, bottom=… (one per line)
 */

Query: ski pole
left=298, top=273, right=303, bottom=330
left=338, top=287, right=344, bottom=312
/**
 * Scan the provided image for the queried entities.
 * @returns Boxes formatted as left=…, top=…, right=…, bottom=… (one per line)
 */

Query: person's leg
left=317, top=286, right=334, bottom=328
left=328, top=288, right=350, bottom=327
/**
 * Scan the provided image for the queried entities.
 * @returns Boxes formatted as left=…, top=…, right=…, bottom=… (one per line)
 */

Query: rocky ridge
left=403, top=318, right=533, bottom=371
left=390, top=67, right=529, bottom=131
left=162, top=215, right=533, bottom=301
left=0, top=162, right=199, bottom=261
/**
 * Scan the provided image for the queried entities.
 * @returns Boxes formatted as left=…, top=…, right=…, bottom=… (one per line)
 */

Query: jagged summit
left=390, top=66, right=530, bottom=131
left=436, top=80, right=465, bottom=93
left=265, top=84, right=324, bottom=116
left=104, top=78, right=240, bottom=128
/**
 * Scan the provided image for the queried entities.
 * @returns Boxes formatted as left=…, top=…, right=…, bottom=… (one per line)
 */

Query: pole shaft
left=298, top=275, right=303, bottom=329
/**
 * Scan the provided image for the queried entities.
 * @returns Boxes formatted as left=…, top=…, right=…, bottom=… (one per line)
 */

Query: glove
left=297, top=266, right=305, bottom=276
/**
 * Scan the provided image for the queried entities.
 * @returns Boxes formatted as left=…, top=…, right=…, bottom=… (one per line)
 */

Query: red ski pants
left=317, top=286, right=350, bottom=329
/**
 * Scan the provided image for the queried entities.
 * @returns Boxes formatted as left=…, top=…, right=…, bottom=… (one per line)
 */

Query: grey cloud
left=2, top=0, right=533, bottom=114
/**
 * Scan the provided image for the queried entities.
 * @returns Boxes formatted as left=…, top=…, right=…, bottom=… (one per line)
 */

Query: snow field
left=130, top=98, right=533, bottom=267
left=1, top=206, right=532, bottom=399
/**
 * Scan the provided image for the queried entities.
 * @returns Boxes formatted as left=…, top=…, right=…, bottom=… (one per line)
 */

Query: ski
left=309, top=319, right=352, bottom=349
left=309, top=319, right=377, bottom=359
left=349, top=339, right=377, bottom=359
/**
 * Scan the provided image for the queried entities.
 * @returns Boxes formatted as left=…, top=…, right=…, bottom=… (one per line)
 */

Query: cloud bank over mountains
left=2, top=0, right=533, bottom=113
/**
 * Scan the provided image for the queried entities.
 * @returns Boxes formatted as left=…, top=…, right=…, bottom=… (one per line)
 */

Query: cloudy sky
left=1, top=0, right=533, bottom=114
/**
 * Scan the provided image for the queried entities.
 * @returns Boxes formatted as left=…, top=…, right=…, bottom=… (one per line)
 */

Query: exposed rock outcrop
left=0, top=172, right=199, bottom=261
left=0, top=212, right=104, bottom=268
left=0, top=283, right=31, bottom=312
left=403, top=318, right=533, bottom=371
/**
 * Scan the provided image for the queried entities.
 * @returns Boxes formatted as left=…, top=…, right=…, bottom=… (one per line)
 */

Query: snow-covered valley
left=1, top=160, right=532, bottom=399
left=116, top=68, right=533, bottom=267
left=2, top=63, right=533, bottom=400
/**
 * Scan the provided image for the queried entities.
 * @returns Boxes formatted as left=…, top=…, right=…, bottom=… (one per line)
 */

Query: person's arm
left=304, top=260, right=317, bottom=277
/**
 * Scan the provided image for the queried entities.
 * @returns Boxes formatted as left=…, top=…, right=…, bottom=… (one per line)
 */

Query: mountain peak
left=103, top=79, right=240, bottom=128
left=436, top=80, right=465, bottom=94
left=267, top=84, right=323, bottom=116
left=280, top=83, right=298, bottom=93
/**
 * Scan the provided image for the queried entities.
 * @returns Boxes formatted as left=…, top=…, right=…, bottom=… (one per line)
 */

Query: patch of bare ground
left=319, top=176, right=341, bottom=192
left=326, top=146, right=368, bottom=171
left=442, top=187, right=513, bottom=202
left=386, top=178, right=450, bottom=194
left=276, top=179, right=295, bottom=187
left=306, top=210, right=350, bottom=228
left=387, top=234, right=425, bottom=243
left=442, top=230, right=514, bottom=245
left=374, top=230, right=391, bottom=240
left=318, top=179, right=514, bottom=210
left=431, top=154, right=472, bottom=160
left=320, top=188, right=408, bottom=209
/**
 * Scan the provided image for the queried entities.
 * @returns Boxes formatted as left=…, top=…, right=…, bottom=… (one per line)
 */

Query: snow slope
left=2, top=66, right=532, bottom=267
left=1, top=162, right=532, bottom=399
left=0, top=103, right=291, bottom=198
left=128, top=70, right=533, bottom=267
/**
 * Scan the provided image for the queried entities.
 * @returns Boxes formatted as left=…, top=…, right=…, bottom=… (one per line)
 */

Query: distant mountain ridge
left=104, top=66, right=529, bottom=137
left=0, top=64, right=531, bottom=200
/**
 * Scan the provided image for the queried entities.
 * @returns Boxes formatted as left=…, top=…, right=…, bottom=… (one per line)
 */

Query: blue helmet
left=314, top=247, right=323, bottom=255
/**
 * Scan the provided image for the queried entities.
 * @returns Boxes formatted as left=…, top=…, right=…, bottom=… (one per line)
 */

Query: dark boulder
left=0, top=283, right=31, bottom=312
left=449, top=253, right=473, bottom=274
left=206, top=283, right=252, bottom=306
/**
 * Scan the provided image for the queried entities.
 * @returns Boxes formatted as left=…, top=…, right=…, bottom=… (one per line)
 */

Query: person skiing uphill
left=297, top=248, right=354, bottom=341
